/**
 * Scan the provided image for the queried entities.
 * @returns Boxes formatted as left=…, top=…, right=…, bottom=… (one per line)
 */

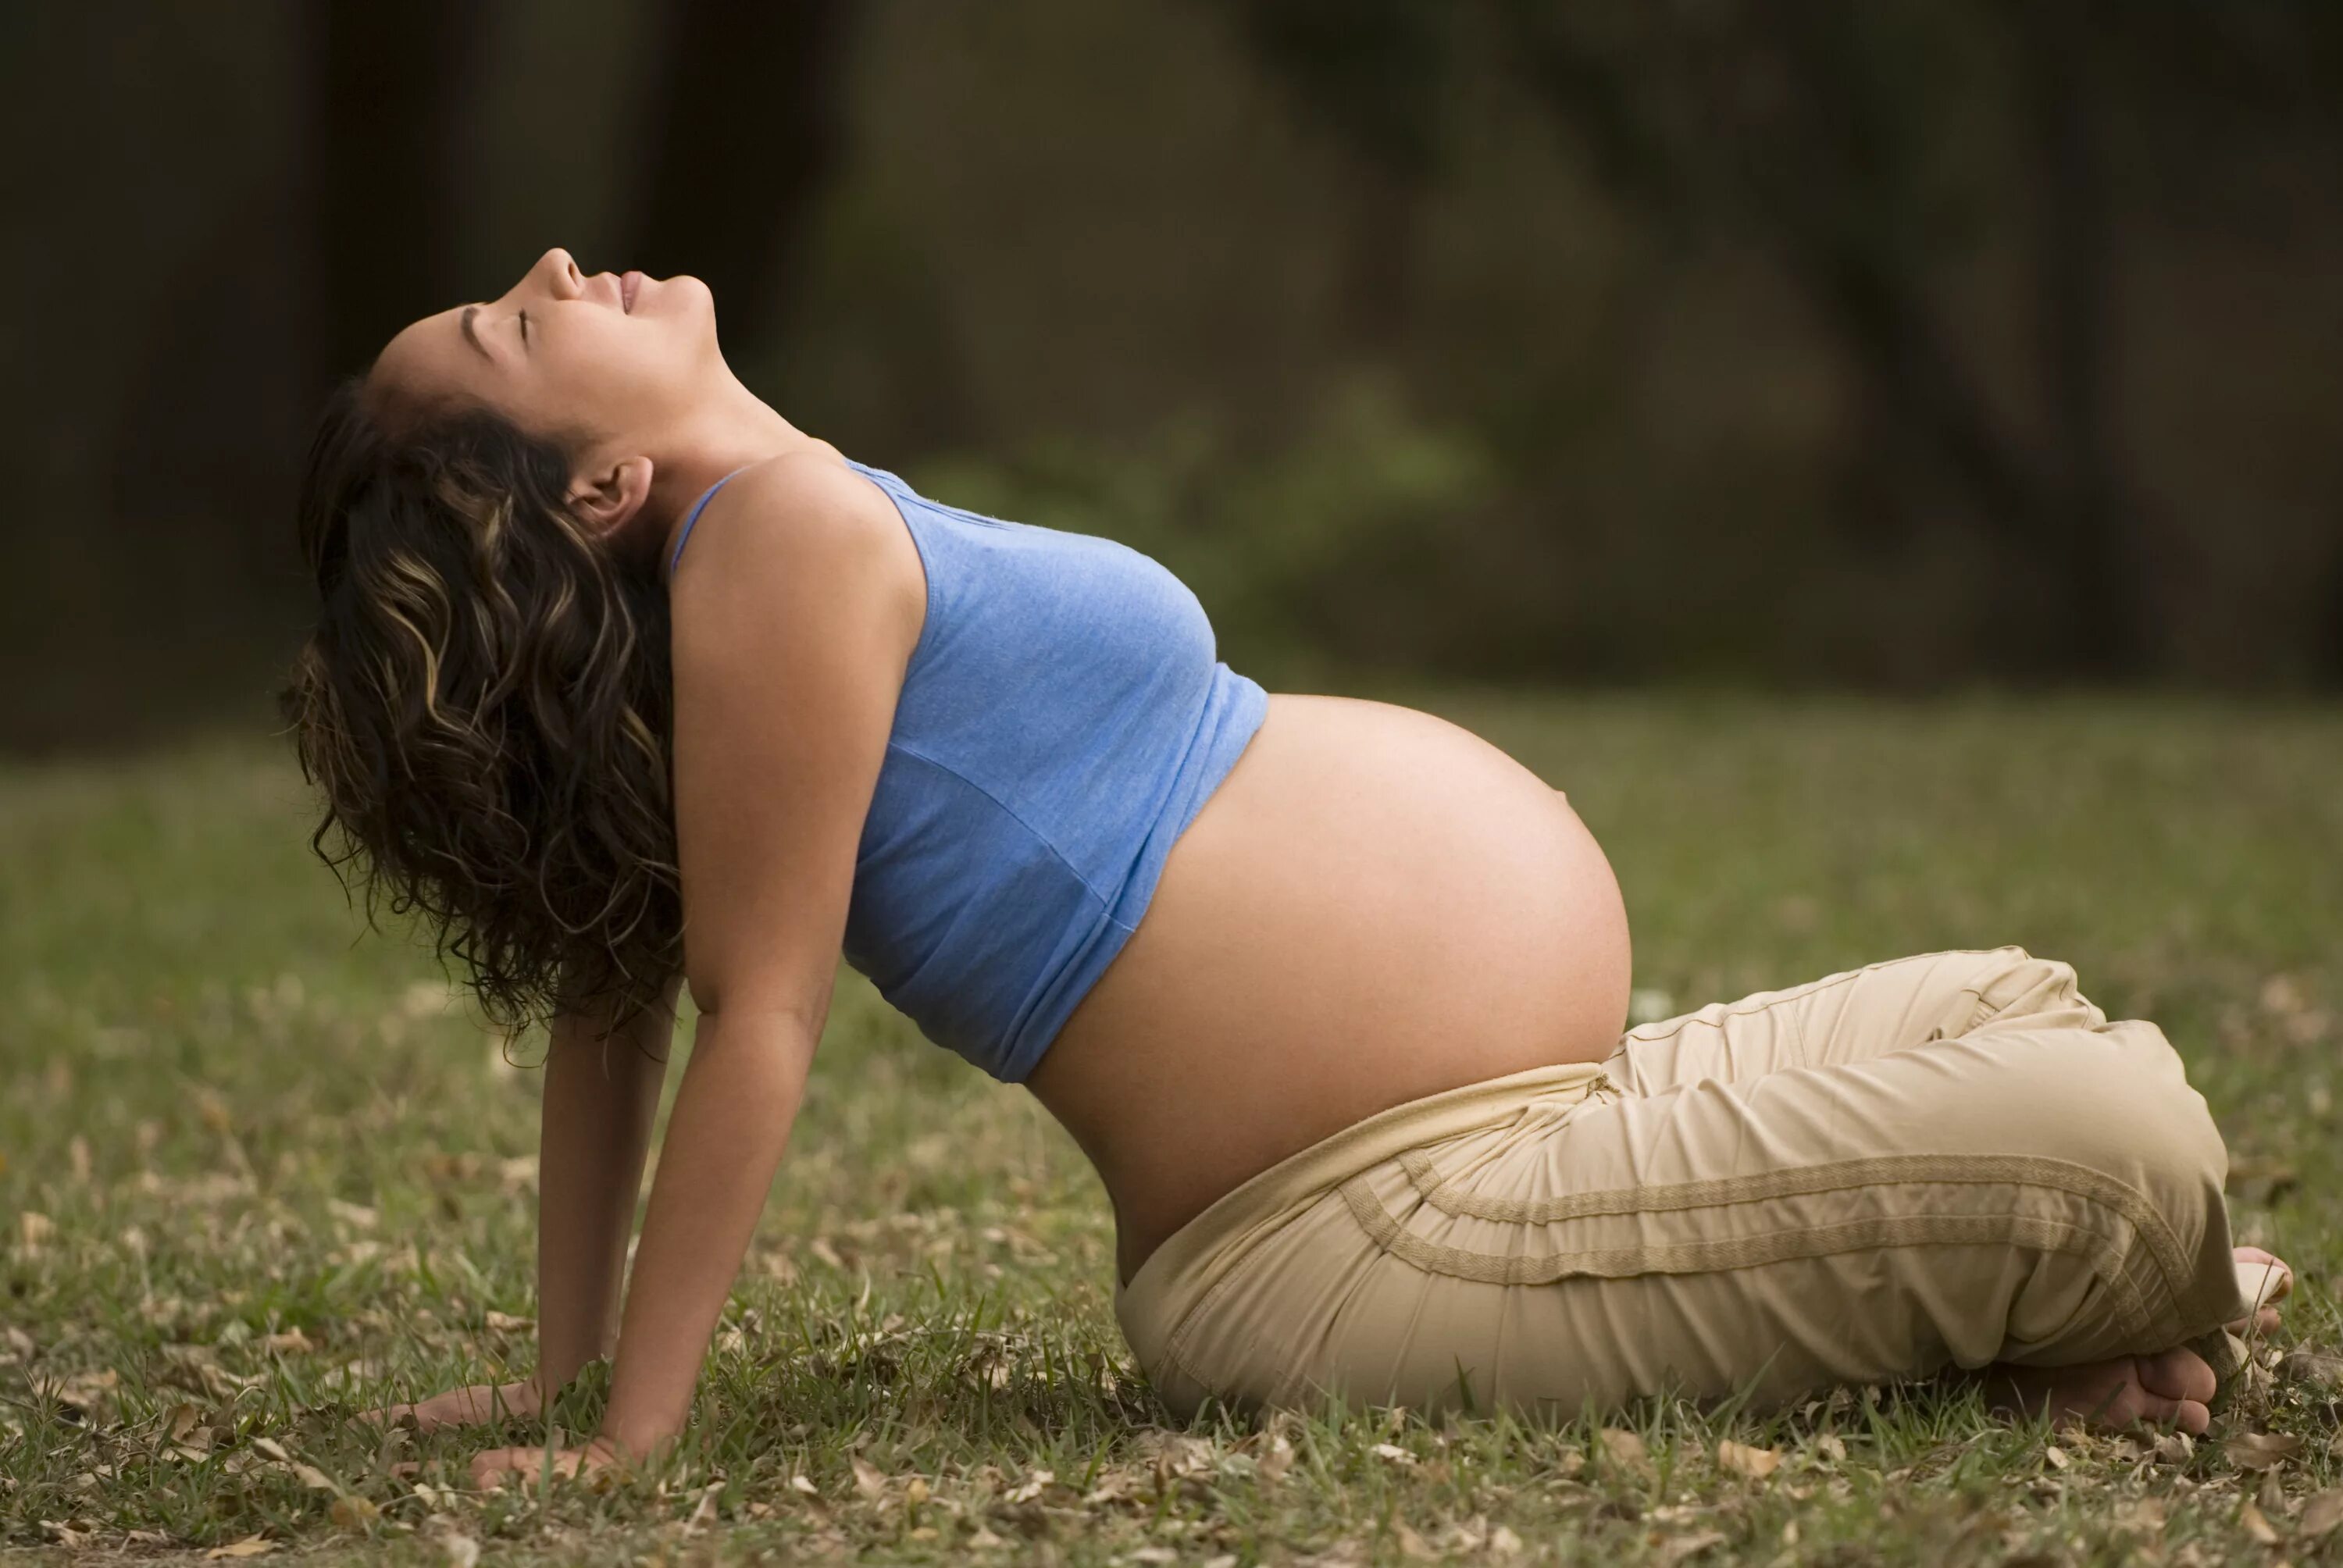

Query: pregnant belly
left=1027, top=692, right=1634, bottom=1283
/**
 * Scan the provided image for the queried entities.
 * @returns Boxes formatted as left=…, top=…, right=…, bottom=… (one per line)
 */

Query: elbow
left=683, top=960, right=833, bottom=1039
left=685, top=981, right=830, bottom=1078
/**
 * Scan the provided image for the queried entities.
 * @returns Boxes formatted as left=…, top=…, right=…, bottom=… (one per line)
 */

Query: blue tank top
left=672, top=458, right=1269, bottom=1083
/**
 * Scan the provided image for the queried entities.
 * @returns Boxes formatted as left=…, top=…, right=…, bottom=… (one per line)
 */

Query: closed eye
left=519, top=308, right=531, bottom=345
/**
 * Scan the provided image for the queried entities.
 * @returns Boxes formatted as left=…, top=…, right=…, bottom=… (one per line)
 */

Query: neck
left=644, top=379, right=822, bottom=572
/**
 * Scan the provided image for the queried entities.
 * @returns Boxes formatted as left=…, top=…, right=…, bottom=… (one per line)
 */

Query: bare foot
left=2231, top=1245, right=2291, bottom=1336
left=1985, top=1246, right=2293, bottom=1434
left=1987, top=1346, right=2220, bottom=1434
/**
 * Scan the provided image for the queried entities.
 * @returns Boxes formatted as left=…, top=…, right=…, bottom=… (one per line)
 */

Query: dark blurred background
left=7, top=0, right=2340, bottom=750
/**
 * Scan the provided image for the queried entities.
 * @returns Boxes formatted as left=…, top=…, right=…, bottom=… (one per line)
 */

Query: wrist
left=599, top=1409, right=682, bottom=1463
left=530, top=1346, right=610, bottom=1399
left=600, top=1415, right=684, bottom=1471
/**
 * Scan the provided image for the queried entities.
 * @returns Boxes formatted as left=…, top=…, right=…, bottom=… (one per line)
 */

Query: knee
left=1965, top=947, right=2099, bottom=1031
left=2099, top=1036, right=2228, bottom=1197
left=1996, top=1021, right=2229, bottom=1223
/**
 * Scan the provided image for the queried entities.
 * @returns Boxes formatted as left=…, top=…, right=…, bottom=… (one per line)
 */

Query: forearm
left=533, top=989, right=675, bottom=1392
left=600, top=1007, right=813, bottom=1455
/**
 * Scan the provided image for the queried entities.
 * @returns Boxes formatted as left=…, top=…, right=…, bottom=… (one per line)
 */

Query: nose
left=518, top=247, right=580, bottom=298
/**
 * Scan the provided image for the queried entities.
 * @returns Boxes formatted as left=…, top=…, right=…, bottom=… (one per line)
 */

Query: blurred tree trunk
left=626, top=0, right=860, bottom=363
left=1496, top=0, right=2156, bottom=678
left=2322, top=544, right=2343, bottom=687
left=2019, top=0, right=2149, bottom=676
left=309, top=0, right=479, bottom=386
left=1201, top=0, right=1455, bottom=357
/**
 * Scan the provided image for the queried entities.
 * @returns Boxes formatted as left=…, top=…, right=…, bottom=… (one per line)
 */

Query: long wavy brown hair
left=279, top=378, right=681, bottom=1032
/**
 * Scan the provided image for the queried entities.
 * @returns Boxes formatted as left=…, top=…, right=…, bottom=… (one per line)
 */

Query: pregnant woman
left=284, top=249, right=2286, bottom=1484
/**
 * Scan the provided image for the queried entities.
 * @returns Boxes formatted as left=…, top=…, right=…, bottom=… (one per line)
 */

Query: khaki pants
left=1116, top=948, right=2248, bottom=1420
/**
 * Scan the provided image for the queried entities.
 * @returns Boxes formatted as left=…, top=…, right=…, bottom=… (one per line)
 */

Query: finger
left=469, top=1449, right=525, bottom=1489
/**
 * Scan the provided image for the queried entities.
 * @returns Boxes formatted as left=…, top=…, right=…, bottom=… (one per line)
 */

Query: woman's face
left=371, top=247, right=719, bottom=446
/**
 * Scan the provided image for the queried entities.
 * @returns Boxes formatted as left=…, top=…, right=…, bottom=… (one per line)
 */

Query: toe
left=2236, top=1247, right=2294, bottom=1303
left=2229, top=1249, right=2295, bottom=1333
left=2138, top=1347, right=2218, bottom=1406
left=2132, top=1394, right=2213, bottom=1437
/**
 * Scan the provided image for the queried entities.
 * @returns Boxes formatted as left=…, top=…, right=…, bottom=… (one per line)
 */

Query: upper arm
left=667, top=455, right=925, bottom=1035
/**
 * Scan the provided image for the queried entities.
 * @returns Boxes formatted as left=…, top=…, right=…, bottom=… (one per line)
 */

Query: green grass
left=4, top=691, right=2341, bottom=1565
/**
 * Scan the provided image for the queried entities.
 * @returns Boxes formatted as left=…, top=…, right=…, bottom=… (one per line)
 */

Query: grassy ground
left=3, top=691, right=2341, bottom=1566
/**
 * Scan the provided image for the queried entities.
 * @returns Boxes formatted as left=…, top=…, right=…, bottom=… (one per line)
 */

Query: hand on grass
left=470, top=1434, right=627, bottom=1491
left=358, top=1377, right=543, bottom=1434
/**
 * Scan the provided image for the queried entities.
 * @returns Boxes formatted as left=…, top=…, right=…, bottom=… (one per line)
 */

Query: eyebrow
left=459, top=305, right=490, bottom=362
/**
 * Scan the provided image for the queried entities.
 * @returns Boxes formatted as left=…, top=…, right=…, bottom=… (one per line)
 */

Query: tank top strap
left=842, top=457, right=911, bottom=497
left=667, top=466, right=753, bottom=579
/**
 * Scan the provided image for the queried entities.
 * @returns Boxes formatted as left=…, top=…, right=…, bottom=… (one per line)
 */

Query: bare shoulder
left=668, top=448, right=926, bottom=671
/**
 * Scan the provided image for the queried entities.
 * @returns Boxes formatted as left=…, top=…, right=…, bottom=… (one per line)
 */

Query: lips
left=621, top=271, right=643, bottom=312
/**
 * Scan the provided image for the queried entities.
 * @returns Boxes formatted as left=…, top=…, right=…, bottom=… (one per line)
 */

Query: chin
left=676, top=277, right=723, bottom=356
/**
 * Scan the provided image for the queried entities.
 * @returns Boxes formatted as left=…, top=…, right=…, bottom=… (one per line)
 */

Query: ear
left=568, top=454, right=655, bottom=539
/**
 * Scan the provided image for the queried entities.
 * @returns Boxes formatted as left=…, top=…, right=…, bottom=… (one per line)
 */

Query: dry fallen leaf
left=1717, top=1441, right=1781, bottom=1479
left=1371, top=1442, right=1419, bottom=1466
left=2044, top=1444, right=2070, bottom=1470
left=2302, top=1491, right=2343, bottom=1540
left=2238, top=1498, right=2283, bottom=1546
left=204, top=1536, right=276, bottom=1559
left=326, top=1198, right=378, bottom=1230
left=1489, top=1523, right=1525, bottom=1556
left=1599, top=1427, right=1654, bottom=1478
left=2226, top=1431, right=2306, bottom=1471
left=1656, top=1530, right=1728, bottom=1566
left=329, top=1495, right=378, bottom=1529
left=682, top=1483, right=723, bottom=1534
left=851, top=1456, right=886, bottom=1500
left=2281, top=1349, right=2343, bottom=1387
